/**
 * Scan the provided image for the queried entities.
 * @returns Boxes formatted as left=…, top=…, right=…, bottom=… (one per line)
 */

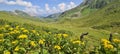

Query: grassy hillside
left=71, top=2, right=120, bottom=33
left=59, top=0, right=120, bottom=19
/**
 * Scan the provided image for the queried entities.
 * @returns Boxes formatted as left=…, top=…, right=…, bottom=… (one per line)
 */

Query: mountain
left=45, top=13, right=61, bottom=19
left=58, top=1, right=120, bottom=33
left=59, top=0, right=120, bottom=18
left=14, top=10, right=30, bottom=17
left=7, top=10, right=31, bottom=17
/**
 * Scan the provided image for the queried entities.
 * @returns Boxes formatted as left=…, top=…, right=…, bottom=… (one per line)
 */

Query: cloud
left=0, top=0, right=4, bottom=3
left=23, top=6, right=40, bottom=16
left=0, top=0, right=32, bottom=7
left=0, top=0, right=40, bottom=16
left=57, top=2, right=76, bottom=12
left=5, top=1, right=16, bottom=5
left=67, top=2, right=76, bottom=9
left=45, top=4, right=50, bottom=12
left=58, top=3, right=66, bottom=11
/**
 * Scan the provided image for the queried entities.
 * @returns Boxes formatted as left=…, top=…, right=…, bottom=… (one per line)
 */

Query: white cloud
left=70, top=2, right=76, bottom=8
left=45, top=4, right=50, bottom=12
left=15, top=0, right=32, bottom=7
left=5, top=1, right=16, bottom=5
left=0, top=0, right=40, bottom=16
left=0, top=0, right=4, bottom=3
left=57, top=2, right=76, bottom=12
left=0, top=0, right=32, bottom=7
left=23, top=6, right=38, bottom=16
left=58, top=3, right=66, bottom=11
left=67, top=2, right=76, bottom=9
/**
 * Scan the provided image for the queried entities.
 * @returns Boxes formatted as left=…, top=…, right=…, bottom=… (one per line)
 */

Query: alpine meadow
left=0, top=0, right=120, bottom=54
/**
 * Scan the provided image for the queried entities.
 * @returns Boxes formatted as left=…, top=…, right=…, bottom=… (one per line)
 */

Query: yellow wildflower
left=54, top=45, right=61, bottom=50
left=30, top=41, right=36, bottom=47
left=9, top=27, right=13, bottom=31
left=57, top=34, right=62, bottom=37
left=14, top=46, right=19, bottom=51
left=113, top=39, right=120, bottom=43
left=0, top=39, right=4, bottom=42
left=101, top=39, right=110, bottom=44
left=23, top=30, right=29, bottom=33
left=73, top=40, right=81, bottom=44
left=4, top=51, right=11, bottom=54
left=14, top=30, right=20, bottom=33
left=15, top=26, right=19, bottom=29
left=0, top=34, right=4, bottom=38
left=63, top=34, right=68, bottom=38
left=9, top=31, right=15, bottom=34
left=12, top=40, right=18, bottom=44
left=104, top=44, right=114, bottom=49
left=39, top=39, right=45, bottom=44
left=20, top=28, right=25, bottom=30
left=18, top=34, right=27, bottom=39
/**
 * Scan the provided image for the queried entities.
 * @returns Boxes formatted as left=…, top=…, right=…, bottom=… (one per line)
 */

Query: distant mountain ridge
left=45, top=13, right=61, bottom=19
left=14, top=10, right=30, bottom=17
left=6, top=10, right=31, bottom=17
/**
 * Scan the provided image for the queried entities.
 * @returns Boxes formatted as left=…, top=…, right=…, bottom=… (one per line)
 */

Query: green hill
left=71, top=2, right=120, bottom=33
left=59, top=0, right=120, bottom=19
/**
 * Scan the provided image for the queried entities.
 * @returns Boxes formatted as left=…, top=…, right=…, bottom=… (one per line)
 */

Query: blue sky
left=0, top=0, right=83, bottom=16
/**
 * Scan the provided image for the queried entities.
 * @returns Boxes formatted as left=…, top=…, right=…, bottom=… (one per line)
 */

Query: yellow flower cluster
left=18, top=34, right=28, bottom=39
left=15, top=26, right=19, bottom=30
left=12, top=40, right=18, bottom=44
left=23, top=29, right=29, bottom=33
left=73, top=40, right=81, bottom=44
left=13, top=30, right=20, bottom=34
left=0, top=34, right=4, bottom=38
left=14, top=46, right=20, bottom=51
left=101, top=39, right=114, bottom=49
left=101, top=39, right=110, bottom=44
left=72, top=40, right=84, bottom=45
left=4, top=51, right=11, bottom=54
left=0, top=39, right=4, bottom=42
left=57, top=34, right=62, bottom=37
left=57, top=33, right=68, bottom=38
left=31, top=30, right=36, bottom=33
left=104, top=44, right=114, bottom=49
left=39, top=39, right=45, bottom=44
left=54, top=45, right=61, bottom=50
left=30, top=41, right=36, bottom=47
left=113, top=39, right=120, bottom=43
left=20, top=28, right=25, bottom=30
left=9, top=27, right=14, bottom=31
left=63, top=34, right=68, bottom=38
